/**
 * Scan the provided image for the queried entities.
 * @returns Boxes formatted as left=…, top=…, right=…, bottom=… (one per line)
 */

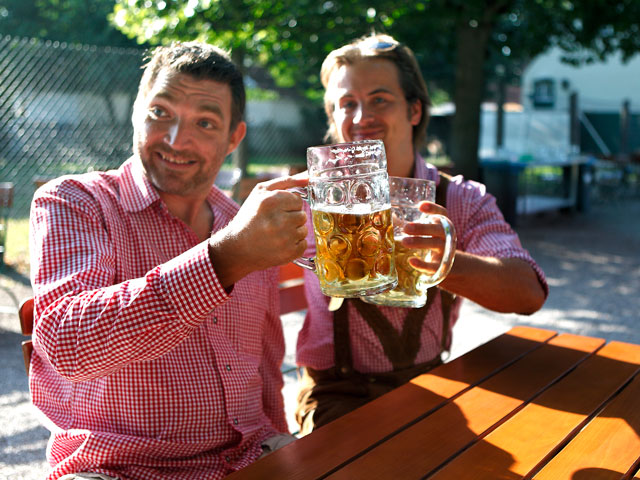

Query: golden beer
left=362, top=176, right=456, bottom=308
left=366, top=237, right=431, bottom=307
left=312, top=208, right=397, bottom=297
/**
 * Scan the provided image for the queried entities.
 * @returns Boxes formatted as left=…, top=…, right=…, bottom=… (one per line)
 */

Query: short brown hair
left=135, top=41, right=245, bottom=131
left=321, top=33, right=431, bottom=152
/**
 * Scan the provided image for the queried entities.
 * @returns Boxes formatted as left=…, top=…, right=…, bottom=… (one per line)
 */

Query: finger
left=262, top=174, right=309, bottom=191
left=403, top=222, right=445, bottom=238
left=295, top=223, right=308, bottom=238
left=292, top=238, right=308, bottom=260
left=269, top=210, right=307, bottom=239
left=408, top=257, right=441, bottom=274
left=402, top=236, right=444, bottom=251
left=418, top=201, right=448, bottom=216
left=282, top=211, right=308, bottom=231
left=265, top=189, right=306, bottom=212
left=290, top=170, right=309, bottom=181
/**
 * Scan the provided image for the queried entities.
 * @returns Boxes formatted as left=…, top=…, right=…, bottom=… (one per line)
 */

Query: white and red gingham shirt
left=29, top=158, right=287, bottom=480
left=296, top=155, right=548, bottom=373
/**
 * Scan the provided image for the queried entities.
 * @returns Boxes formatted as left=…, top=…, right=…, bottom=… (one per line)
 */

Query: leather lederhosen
left=296, top=173, right=456, bottom=434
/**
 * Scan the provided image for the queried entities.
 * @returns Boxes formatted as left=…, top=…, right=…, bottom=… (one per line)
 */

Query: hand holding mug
left=209, top=175, right=308, bottom=287
left=402, top=200, right=457, bottom=274
left=363, top=177, right=456, bottom=308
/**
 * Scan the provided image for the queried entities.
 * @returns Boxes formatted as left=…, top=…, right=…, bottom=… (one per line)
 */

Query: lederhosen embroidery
left=332, top=172, right=456, bottom=377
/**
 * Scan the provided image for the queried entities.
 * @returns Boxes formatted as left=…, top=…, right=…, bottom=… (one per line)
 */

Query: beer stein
left=294, top=140, right=398, bottom=298
left=362, top=176, right=456, bottom=308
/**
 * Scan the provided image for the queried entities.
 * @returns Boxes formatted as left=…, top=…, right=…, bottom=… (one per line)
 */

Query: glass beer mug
left=294, top=140, right=398, bottom=298
left=363, top=176, right=456, bottom=308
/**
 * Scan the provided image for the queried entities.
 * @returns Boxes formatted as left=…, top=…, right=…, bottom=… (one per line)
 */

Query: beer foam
left=314, top=204, right=390, bottom=215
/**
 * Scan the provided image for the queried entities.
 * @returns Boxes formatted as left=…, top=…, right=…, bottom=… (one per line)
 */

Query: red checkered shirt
left=296, top=155, right=548, bottom=373
left=29, top=158, right=287, bottom=480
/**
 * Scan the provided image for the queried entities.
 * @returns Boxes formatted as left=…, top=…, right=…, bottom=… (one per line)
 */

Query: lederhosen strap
left=333, top=172, right=456, bottom=375
left=436, top=172, right=455, bottom=355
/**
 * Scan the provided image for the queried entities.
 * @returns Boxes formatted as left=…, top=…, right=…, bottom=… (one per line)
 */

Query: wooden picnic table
left=227, top=326, right=640, bottom=479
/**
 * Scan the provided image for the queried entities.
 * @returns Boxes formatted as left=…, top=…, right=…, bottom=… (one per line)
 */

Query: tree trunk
left=496, top=74, right=506, bottom=151
left=569, top=92, right=580, bottom=149
left=450, top=21, right=492, bottom=181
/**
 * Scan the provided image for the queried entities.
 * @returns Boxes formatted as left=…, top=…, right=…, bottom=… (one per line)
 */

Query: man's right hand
left=208, top=174, right=309, bottom=288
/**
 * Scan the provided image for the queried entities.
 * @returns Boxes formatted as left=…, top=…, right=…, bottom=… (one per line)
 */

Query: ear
left=410, top=99, right=422, bottom=126
left=225, top=121, right=247, bottom=156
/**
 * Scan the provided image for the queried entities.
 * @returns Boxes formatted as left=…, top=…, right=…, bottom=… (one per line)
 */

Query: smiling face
left=326, top=58, right=422, bottom=178
left=132, top=69, right=246, bottom=201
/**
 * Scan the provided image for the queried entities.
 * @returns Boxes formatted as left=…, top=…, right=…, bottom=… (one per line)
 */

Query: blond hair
left=320, top=33, right=431, bottom=151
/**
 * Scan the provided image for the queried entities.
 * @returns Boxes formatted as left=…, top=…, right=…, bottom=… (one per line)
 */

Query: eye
left=198, top=117, right=223, bottom=130
left=372, top=96, right=388, bottom=105
left=340, top=100, right=357, bottom=110
left=149, top=106, right=167, bottom=118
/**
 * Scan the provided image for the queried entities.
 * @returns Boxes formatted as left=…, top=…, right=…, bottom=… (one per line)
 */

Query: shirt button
left=213, top=316, right=218, bottom=324
left=225, top=365, right=231, bottom=371
left=233, top=418, right=239, bottom=425
left=225, top=455, right=231, bottom=462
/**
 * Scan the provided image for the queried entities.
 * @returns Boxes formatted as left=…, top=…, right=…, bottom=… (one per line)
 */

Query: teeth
left=160, top=153, right=190, bottom=164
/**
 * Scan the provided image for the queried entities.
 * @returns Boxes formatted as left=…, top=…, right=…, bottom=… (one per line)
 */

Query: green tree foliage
left=111, top=0, right=640, bottom=178
left=0, top=0, right=139, bottom=48
left=6, top=0, right=639, bottom=178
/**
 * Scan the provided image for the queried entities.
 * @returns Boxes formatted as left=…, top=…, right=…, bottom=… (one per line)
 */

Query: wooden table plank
left=409, top=326, right=556, bottom=398
left=428, top=341, right=640, bottom=480
left=533, top=373, right=640, bottom=480
left=227, top=326, right=556, bottom=480
left=325, top=333, right=604, bottom=480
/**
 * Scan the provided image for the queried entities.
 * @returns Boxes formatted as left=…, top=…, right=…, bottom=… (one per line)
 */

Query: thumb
left=262, top=173, right=309, bottom=191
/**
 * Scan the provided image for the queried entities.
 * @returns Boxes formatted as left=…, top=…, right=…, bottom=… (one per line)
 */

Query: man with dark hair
left=295, top=33, right=548, bottom=434
left=29, top=41, right=307, bottom=479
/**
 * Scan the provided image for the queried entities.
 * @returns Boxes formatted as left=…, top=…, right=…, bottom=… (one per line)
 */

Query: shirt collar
left=413, top=152, right=440, bottom=183
left=119, top=157, right=162, bottom=213
left=118, top=157, right=237, bottom=222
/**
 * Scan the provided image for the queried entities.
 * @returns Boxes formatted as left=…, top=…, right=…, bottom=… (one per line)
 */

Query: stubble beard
left=136, top=141, right=217, bottom=197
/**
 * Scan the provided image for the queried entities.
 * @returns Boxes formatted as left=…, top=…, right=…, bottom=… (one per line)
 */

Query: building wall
left=246, top=98, right=303, bottom=127
left=522, top=47, right=640, bottom=113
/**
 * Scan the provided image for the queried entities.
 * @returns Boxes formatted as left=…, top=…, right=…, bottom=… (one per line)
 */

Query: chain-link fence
left=0, top=35, right=323, bottom=218
left=0, top=36, right=142, bottom=216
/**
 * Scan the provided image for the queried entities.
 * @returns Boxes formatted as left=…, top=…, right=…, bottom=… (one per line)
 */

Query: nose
left=352, top=103, right=373, bottom=125
left=164, top=120, right=190, bottom=148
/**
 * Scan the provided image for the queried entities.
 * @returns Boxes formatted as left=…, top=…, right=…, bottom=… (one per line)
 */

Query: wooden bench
left=33, top=176, right=54, bottom=189
left=278, top=262, right=306, bottom=315
left=18, top=297, right=34, bottom=375
left=18, top=264, right=307, bottom=375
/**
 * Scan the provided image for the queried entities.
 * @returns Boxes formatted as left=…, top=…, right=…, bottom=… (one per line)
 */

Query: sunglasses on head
left=359, top=37, right=400, bottom=52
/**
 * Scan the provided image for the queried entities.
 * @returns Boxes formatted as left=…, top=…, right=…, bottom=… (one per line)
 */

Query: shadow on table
left=309, top=329, right=640, bottom=479
left=416, top=331, right=640, bottom=478
left=572, top=468, right=630, bottom=480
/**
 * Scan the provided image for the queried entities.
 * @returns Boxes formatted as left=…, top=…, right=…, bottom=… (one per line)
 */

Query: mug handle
left=421, top=215, right=457, bottom=287
left=293, top=256, right=316, bottom=271
left=289, top=186, right=316, bottom=272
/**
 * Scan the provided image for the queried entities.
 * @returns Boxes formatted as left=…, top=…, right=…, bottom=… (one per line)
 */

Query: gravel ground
left=1, top=197, right=639, bottom=480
